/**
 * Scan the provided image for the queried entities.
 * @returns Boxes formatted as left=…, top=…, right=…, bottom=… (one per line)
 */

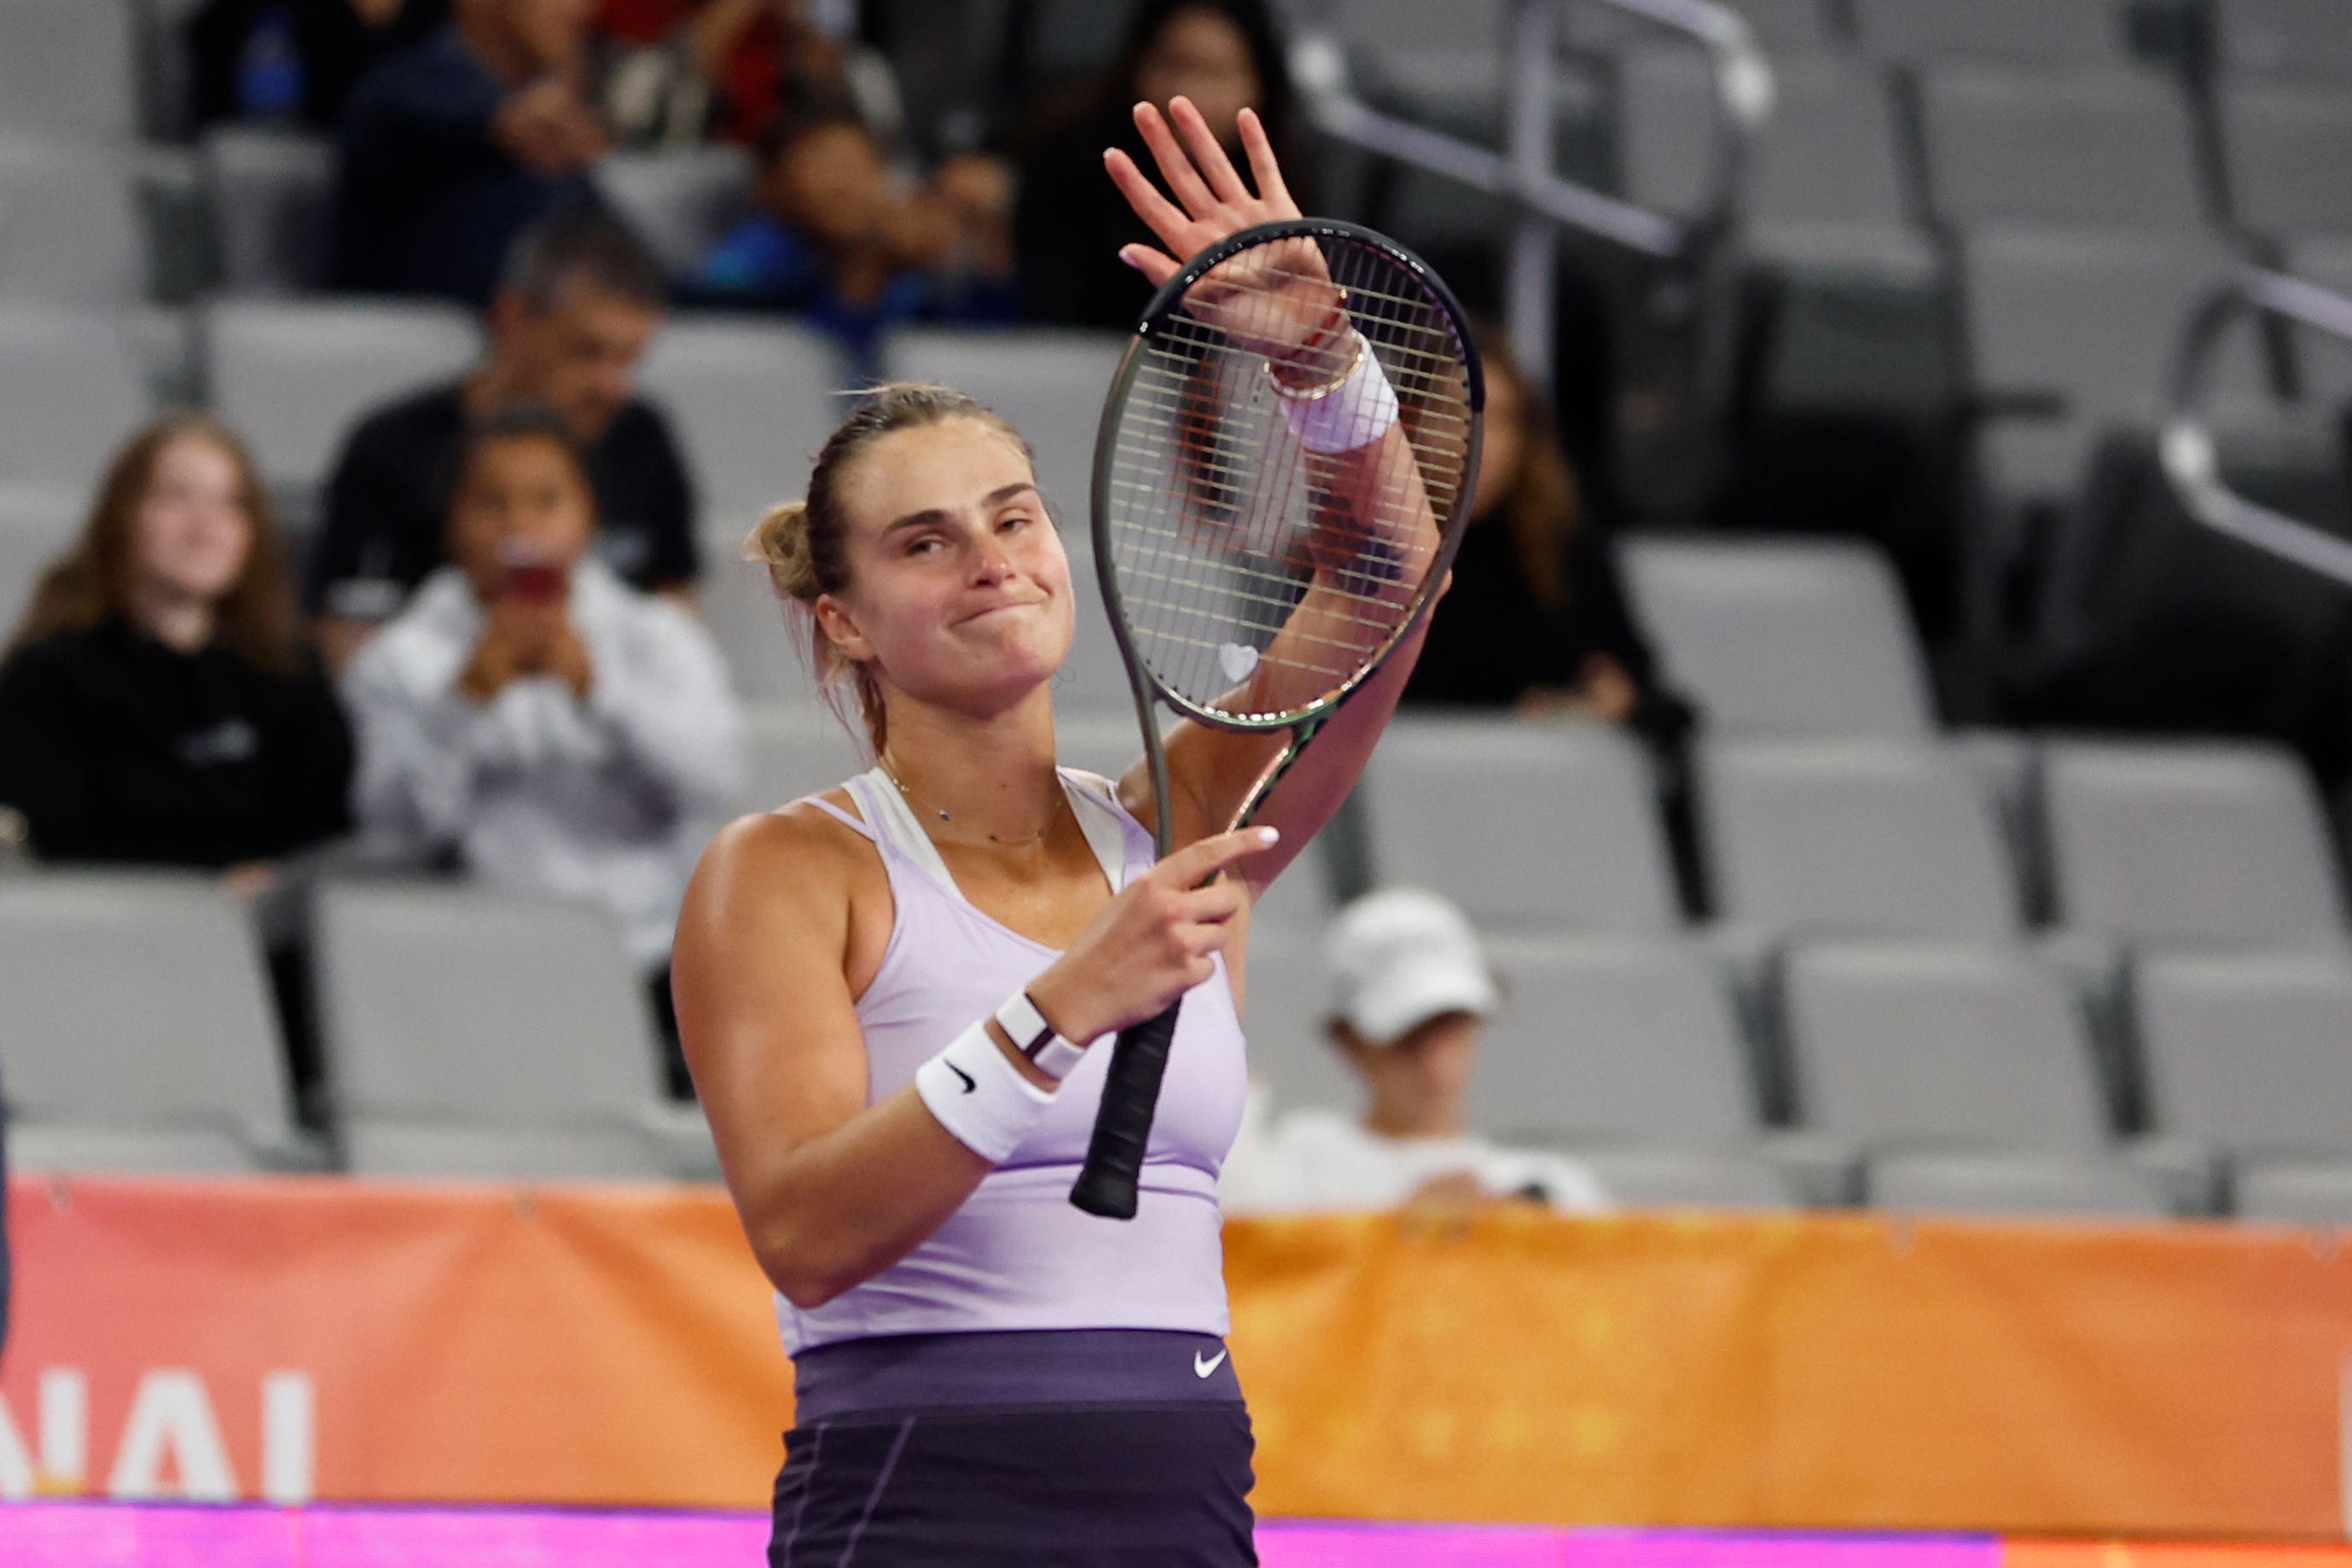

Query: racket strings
left=1102, top=235, right=1473, bottom=719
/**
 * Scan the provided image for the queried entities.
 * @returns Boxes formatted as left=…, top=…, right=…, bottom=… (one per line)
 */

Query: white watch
left=996, top=990, right=1087, bottom=1081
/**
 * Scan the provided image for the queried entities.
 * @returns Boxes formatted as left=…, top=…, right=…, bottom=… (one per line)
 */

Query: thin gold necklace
left=878, top=755, right=1065, bottom=848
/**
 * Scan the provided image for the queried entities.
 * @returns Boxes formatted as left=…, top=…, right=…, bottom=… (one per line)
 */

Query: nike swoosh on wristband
left=948, top=1061, right=976, bottom=1094
left=1193, top=1349, right=1228, bottom=1379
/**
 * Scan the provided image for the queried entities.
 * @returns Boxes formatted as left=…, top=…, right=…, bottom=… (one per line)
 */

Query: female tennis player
left=673, top=96, right=1446, bottom=1566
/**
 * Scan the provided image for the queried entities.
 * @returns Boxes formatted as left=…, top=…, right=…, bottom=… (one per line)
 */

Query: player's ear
left=814, top=593, right=874, bottom=662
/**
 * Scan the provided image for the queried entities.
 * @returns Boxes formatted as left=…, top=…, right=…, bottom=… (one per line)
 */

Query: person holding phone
left=342, top=404, right=741, bottom=1080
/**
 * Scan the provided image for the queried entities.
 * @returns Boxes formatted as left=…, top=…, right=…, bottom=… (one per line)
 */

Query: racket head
left=1089, top=219, right=1483, bottom=746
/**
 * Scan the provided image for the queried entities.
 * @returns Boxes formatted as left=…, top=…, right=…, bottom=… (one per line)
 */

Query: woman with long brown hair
left=1402, top=322, right=1689, bottom=742
left=0, top=414, right=352, bottom=888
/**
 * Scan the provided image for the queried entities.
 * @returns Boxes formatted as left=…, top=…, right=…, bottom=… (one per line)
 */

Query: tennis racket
left=1068, top=218, right=1483, bottom=1219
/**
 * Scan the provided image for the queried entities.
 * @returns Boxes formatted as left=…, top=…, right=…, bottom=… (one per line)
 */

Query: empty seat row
left=1242, top=915, right=2352, bottom=1221
left=11, top=865, right=2348, bottom=1221
left=1356, top=715, right=2346, bottom=948
left=0, top=871, right=711, bottom=1183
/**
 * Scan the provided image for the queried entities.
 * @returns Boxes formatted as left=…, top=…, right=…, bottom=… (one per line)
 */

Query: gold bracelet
left=1267, top=326, right=1365, bottom=403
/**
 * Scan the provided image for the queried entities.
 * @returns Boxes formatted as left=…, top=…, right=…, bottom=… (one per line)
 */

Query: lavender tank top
left=778, top=766, right=1250, bottom=1355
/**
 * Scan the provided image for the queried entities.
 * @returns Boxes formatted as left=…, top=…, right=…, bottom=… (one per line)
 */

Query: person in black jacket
left=0, top=415, right=354, bottom=886
left=1403, top=324, right=1691, bottom=746
left=328, top=0, right=608, bottom=304
left=1012, top=0, right=1302, bottom=328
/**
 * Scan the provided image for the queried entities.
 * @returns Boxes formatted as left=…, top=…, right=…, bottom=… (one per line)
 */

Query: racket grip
left=1068, top=1000, right=1184, bottom=1220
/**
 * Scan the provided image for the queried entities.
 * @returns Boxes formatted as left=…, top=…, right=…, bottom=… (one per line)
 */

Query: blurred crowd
left=0, top=0, right=1687, bottom=1212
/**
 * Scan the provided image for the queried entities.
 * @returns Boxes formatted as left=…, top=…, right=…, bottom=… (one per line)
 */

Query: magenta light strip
left=0, top=1503, right=2006, bottom=1568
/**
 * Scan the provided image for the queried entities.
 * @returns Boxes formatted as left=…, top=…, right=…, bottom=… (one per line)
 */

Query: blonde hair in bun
left=744, top=382, right=1031, bottom=758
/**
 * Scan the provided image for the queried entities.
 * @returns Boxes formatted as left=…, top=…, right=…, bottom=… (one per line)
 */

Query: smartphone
left=501, top=561, right=566, bottom=604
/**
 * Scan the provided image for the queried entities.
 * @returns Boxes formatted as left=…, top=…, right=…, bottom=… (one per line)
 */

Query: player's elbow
left=748, top=1214, right=860, bottom=1310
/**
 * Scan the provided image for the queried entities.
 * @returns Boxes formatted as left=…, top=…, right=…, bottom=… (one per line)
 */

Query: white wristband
left=1274, top=337, right=1401, bottom=455
left=915, top=1020, right=1055, bottom=1164
left=995, top=989, right=1087, bottom=1081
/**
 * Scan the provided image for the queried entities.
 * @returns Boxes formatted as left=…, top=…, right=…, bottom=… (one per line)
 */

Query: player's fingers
left=1103, top=146, right=1196, bottom=255
left=1177, top=878, right=1248, bottom=925
left=1158, top=825, right=1280, bottom=888
left=1118, top=243, right=1182, bottom=287
left=1237, top=109, right=1294, bottom=213
left=1169, top=95, right=1251, bottom=206
left=1132, top=100, right=1221, bottom=218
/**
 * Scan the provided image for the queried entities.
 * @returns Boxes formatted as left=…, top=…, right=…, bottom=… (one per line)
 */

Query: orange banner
left=3, top=1176, right=2348, bottom=1541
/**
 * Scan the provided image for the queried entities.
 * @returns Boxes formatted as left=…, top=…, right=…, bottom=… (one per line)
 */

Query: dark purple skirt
left=768, top=1329, right=1256, bottom=1568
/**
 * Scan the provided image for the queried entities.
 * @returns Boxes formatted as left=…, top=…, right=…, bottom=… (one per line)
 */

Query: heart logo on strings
left=1219, top=643, right=1260, bottom=683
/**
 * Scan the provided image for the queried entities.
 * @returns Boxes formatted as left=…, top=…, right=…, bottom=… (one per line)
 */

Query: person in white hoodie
left=342, top=403, right=742, bottom=1085
left=1220, top=888, right=1612, bottom=1216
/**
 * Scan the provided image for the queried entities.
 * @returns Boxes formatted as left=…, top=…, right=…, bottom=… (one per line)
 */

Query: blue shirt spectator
left=330, top=2, right=608, bottom=305
left=685, top=102, right=1018, bottom=369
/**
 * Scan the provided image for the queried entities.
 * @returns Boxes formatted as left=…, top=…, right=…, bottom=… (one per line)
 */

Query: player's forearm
left=739, top=1085, right=995, bottom=1310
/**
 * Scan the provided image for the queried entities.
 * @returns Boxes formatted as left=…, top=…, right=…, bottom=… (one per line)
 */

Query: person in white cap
left=1220, top=888, right=1611, bottom=1215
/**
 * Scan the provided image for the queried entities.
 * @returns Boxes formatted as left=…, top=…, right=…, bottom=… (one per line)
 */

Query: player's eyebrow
left=881, top=483, right=1041, bottom=538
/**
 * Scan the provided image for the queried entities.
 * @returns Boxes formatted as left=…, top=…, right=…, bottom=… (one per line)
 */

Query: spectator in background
left=0, top=415, right=352, bottom=889
left=342, top=405, right=740, bottom=1083
left=594, top=0, right=872, bottom=148
left=188, top=0, right=450, bottom=131
left=329, top=0, right=609, bottom=303
left=1220, top=889, right=1611, bottom=1217
left=686, top=99, right=1016, bottom=368
left=1403, top=323, right=1693, bottom=751
left=1013, top=0, right=1301, bottom=328
left=308, top=210, right=698, bottom=673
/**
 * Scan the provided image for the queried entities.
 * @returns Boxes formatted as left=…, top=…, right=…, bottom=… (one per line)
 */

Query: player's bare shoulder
left=680, top=791, right=880, bottom=958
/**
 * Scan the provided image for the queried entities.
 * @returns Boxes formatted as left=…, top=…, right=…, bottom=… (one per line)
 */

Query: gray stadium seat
left=1361, top=717, right=1680, bottom=930
left=1961, top=226, right=2260, bottom=498
left=1473, top=932, right=1760, bottom=1144
left=0, top=485, right=77, bottom=627
left=1917, top=65, right=2204, bottom=229
left=1699, top=737, right=2021, bottom=939
left=1234, top=924, right=1360, bottom=1118
left=2217, top=0, right=2352, bottom=78
left=0, top=137, right=146, bottom=302
left=1567, top=0, right=1832, bottom=53
left=1781, top=938, right=2114, bottom=1148
left=0, top=873, right=297, bottom=1172
left=2134, top=946, right=2352, bottom=1157
left=0, top=306, right=155, bottom=492
left=1619, top=536, right=1936, bottom=736
left=636, top=312, right=846, bottom=531
left=1617, top=52, right=1910, bottom=232
left=0, top=0, right=137, bottom=140
left=317, top=882, right=707, bottom=1182
left=1867, top=1149, right=2172, bottom=1217
left=880, top=328, right=1128, bottom=527
left=2284, top=238, right=2352, bottom=401
left=201, top=128, right=335, bottom=295
left=2233, top=1159, right=2352, bottom=1225
left=700, top=533, right=812, bottom=706
left=737, top=703, right=871, bottom=814
left=2041, top=739, right=2347, bottom=946
left=202, top=299, right=481, bottom=523
left=1565, top=1145, right=1798, bottom=1210
left=595, top=146, right=757, bottom=279
left=1850, top=0, right=2125, bottom=63
left=2221, top=84, right=2352, bottom=240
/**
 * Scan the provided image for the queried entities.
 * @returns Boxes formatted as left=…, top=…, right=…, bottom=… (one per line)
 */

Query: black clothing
left=769, top=1405, right=1256, bottom=1566
left=1404, top=512, right=1659, bottom=708
left=328, top=25, right=600, bottom=304
left=0, top=619, right=353, bottom=868
left=304, top=380, right=700, bottom=618
left=1013, top=104, right=1159, bottom=328
left=186, top=0, right=450, bottom=132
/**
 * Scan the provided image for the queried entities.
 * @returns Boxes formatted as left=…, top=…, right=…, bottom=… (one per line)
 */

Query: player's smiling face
left=820, top=416, right=1077, bottom=711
